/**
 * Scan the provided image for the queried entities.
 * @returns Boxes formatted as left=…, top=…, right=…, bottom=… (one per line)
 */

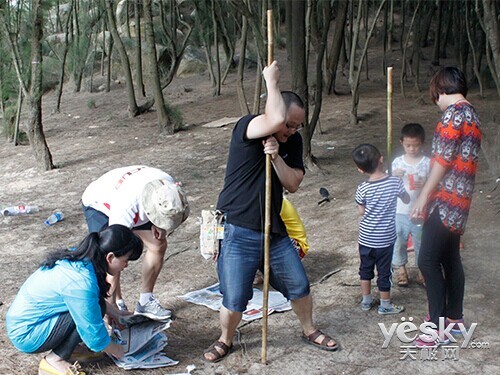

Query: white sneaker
left=134, top=296, right=172, bottom=321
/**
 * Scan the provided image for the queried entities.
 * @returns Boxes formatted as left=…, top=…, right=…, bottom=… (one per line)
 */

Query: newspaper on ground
left=110, top=318, right=178, bottom=369
left=201, top=116, right=239, bottom=128
left=178, top=282, right=291, bottom=321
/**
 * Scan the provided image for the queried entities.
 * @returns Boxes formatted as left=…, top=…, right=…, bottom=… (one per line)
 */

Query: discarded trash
left=318, top=188, right=331, bottom=205
left=2, top=205, right=39, bottom=216
left=45, top=211, right=64, bottom=226
left=168, top=364, right=196, bottom=375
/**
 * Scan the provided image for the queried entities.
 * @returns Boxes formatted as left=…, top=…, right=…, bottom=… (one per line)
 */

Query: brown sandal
left=397, top=271, right=409, bottom=287
left=302, top=329, right=339, bottom=351
left=203, top=340, right=233, bottom=363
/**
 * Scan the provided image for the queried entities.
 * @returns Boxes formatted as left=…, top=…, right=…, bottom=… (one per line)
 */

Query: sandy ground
left=0, top=48, right=499, bottom=374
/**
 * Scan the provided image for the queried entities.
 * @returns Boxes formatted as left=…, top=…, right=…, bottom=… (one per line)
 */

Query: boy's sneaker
left=414, top=331, right=451, bottom=348
left=378, top=303, right=405, bottom=315
left=360, top=300, right=375, bottom=311
left=134, top=296, right=172, bottom=321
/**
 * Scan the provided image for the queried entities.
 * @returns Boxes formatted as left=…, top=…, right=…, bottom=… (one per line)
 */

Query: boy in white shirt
left=391, top=123, right=431, bottom=287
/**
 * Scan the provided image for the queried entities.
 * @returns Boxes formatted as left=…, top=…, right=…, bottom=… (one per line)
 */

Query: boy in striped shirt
left=352, top=144, right=410, bottom=314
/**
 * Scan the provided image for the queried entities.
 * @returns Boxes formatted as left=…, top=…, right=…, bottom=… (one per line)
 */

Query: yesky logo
left=378, top=317, right=477, bottom=348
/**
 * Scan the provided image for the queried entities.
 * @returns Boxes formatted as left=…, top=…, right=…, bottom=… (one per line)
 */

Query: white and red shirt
left=82, top=166, right=175, bottom=228
left=392, top=155, right=431, bottom=215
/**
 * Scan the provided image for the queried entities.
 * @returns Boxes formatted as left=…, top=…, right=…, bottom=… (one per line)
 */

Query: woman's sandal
left=203, top=340, right=233, bottom=363
left=302, top=330, right=339, bottom=352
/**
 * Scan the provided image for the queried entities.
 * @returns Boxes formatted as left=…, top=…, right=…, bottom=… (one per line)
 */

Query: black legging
left=33, top=301, right=106, bottom=360
left=33, top=312, right=82, bottom=360
left=418, top=209, right=463, bottom=326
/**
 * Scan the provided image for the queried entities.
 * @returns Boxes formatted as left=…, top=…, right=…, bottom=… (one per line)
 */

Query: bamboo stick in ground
left=387, top=66, right=393, bottom=171
left=262, top=8, right=273, bottom=366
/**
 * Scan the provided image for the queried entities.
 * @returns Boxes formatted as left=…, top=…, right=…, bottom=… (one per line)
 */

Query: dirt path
left=0, top=52, right=499, bottom=374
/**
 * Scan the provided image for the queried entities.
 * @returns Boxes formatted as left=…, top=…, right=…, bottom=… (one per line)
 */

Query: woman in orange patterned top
left=411, top=67, right=482, bottom=348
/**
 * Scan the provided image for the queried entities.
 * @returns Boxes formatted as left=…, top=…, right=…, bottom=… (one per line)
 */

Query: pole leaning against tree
left=262, top=8, right=274, bottom=365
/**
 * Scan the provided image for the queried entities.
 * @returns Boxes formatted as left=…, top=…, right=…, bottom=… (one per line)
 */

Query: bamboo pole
left=261, top=8, right=273, bottom=366
left=387, top=66, right=393, bottom=171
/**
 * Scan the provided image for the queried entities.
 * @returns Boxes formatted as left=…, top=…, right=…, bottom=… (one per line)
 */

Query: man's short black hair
left=281, top=91, right=304, bottom=110
left=352, top=143, right=382, bottom=174
left=400, top=123, right=425, bottom=143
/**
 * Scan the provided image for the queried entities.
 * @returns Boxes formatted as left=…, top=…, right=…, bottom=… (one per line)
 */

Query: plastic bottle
left=1, top=205, right=40, bottom=216
left=45, top=211, right=64, bottom=226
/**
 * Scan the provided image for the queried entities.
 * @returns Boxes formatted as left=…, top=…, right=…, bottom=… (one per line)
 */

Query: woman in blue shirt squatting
left=6, top=224, right=143, bottom=375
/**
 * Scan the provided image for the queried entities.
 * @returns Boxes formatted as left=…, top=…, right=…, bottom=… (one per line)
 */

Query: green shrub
left=165, top=104, right=184, bottom=131
left=1, top=106, right=16, bottom=141
left=1, top=105, right=28, bottom=144
left=86, top=98, right=96, bottom=109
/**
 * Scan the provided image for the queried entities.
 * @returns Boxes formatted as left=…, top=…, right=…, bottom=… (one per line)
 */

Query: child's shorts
left=359, top=243, right=394, bottom=292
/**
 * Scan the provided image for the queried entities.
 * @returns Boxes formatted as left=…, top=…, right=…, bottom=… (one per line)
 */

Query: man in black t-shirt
left=203, top=61, right=339, bottom=362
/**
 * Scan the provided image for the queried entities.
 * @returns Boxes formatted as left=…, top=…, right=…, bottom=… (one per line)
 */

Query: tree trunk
left=348, top=0, right=363, bottom=124
left=305, top=0, right=332, bottom=167
left=71, top=0, right=91, bottom=93
left=412, top=9, right=422, bottom=92
left=211, top=0, right=221, bottom=96
left=13, top=87, right=23, bottom=145
left=432, top=0, right=443, bottom=66
left=290, top=0, right=308, bottom=119
left=134, top=1, right=145, bottom=97
left=454, top=5, right=469, bottom=75
left=55, top=0, right=62, bottom=32
left=143, top=0, right=172, bottom=133
left=214, top=1, right=235, bottom=85
left=125, top=0, right=131, bottom=38
left=387, top=0, right=394, bottom=51
left=466, top=2, right=484, bottom=97
left=350, top=0, right=386, bottom=125
left=158, top=0, right=194, bottom=90
left=101, top=19, right=106, bottom=76
left=28, top=0, right=54, bottom=170
left=89, top=29, right=98, bottom=92
left=285, top=0, right=292, bottom=61
left=363, top=0, right=370, bottom=81
left=400, top=0, right=421, bottom=98
left=419, top=1, right=436, bottom=48
left=325, top=0, right=348, bottom=95
left=0, top=65, right=5, bottom=121
left=236, top=15, right=250, bottom=115
left=252, top=58, right=262, bottom=114
left=479, top=0, right=500, bottom=95
left=106, top=28, right=113, bottom=92
left=54, top=2, right=73, bottom=113
left=399, top=0, right=406, bottom=53
left=105, top=0, right=140, bottom=117
left=441, top=0, right=453, bottom=59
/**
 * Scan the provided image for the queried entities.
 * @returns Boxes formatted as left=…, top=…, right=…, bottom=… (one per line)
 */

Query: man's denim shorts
left=217, top=223, right=310, bottom=312
left=82, top=204, right=152, bottom=233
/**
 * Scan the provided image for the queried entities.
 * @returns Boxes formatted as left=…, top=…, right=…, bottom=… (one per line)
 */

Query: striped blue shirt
left=355, top=176, right=407, bottom=248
